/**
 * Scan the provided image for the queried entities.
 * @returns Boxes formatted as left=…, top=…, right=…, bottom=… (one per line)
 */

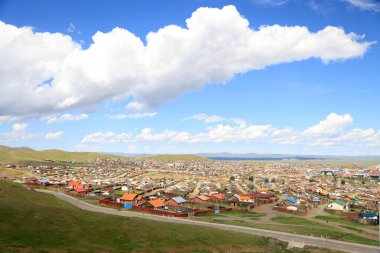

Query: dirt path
left=235, top=182, right=248, bottom=194
left=189, top=181, right=201, bottom=198
left=111, top=172, right=129, bottom=180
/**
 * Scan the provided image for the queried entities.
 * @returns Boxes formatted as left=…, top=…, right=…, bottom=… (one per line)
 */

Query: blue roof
left=360, top=213, right=377, bottom=217
left=172, top=196, right=186, bottom=203
left=282, top=197, right=297, bottom=203
left=38, top=179, right=48, bottom=183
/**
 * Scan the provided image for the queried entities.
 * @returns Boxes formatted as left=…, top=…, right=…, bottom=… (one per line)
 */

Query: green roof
left=328, top=200, right=346, bottom=206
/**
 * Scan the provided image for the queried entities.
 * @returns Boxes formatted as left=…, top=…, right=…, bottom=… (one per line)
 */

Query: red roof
left=74, top=186, right=86, bottom=193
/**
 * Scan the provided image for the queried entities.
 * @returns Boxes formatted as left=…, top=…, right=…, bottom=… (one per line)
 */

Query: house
left=68, top=180, right=81, bottom=189
left=101, top=187, right=115, bottom=196
left=25, top=177, right=38, bottom=185
left=281, top=197, right=297, bottom=206
left=38, top=179, right=49, bottom=186
left=71, top=185, right=86, bottom=195
left=326, top=200, right=348, bottom=212
left=191, top=195, right=210, bottom=203
left=144, top=198, right=167, bottom=210
left=167, top=196, right=187, bottom=207
left=359, top=212, right=378, bottom=220
left=208, top=193, right=226, bottom=202
left=120, top=193, right=138, bottom=205
left=238, top=194, right=254, bottom=203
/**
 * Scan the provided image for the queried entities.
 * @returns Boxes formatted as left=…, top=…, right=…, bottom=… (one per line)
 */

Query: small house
left=191, top=195, right=210, bottom=203
left=326, top=200, right=348, bottom=212
left=167, top=196, right=187, bottom=207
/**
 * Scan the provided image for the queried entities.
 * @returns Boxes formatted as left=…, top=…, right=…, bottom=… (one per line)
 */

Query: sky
left=0, top=0, right=379, bottom=155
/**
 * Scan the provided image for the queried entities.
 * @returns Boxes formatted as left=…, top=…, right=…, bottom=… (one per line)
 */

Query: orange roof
left=239, top=195, right=251, bottom=200
left=120, top=193, right=137, bottom=201
left=68, top=181, right=81, bottom=187
left=197, top=195, right=210, bottom=201
left=148, top=199, right=166, bottom=207
left=211, top=193, right=226, bottom=199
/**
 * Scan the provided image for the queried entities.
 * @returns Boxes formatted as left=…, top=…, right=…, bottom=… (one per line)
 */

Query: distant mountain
left=0, top=145, right=122, bottom=164
left=104, top=152, right=208, bottom=161
left=197, top=152, right=380, bottom=162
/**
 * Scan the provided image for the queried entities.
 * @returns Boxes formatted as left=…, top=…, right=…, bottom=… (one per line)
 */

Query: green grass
left=272, top=216, right=319, bottom=226
left=340, top=225, right=363, bottom=233
left=315, top=215, right=345, bottom=223
left=0, top=180, right=319, bottom=253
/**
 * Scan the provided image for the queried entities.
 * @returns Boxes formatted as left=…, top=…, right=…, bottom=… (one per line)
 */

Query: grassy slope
left=0, top=145, right=122, bottom=163
left=0, top=168, right=30, bottom=178
left=0, top=180, right=323, bottom=253
left=138, top=154, right=208, bottom=161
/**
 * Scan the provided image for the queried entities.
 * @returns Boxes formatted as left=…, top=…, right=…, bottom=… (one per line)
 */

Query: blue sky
left=0, top=0, right=379, bottom=155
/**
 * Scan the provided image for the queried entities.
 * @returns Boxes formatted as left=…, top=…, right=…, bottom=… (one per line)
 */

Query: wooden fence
left=99, top=199, right=189, bottom=217
left=272, top=206, right=307, bottom=216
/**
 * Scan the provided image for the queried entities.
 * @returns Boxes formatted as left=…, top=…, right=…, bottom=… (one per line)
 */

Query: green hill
left=0, top=145, right=122, bottom=164
left=0, top=180, right=311, bottom=253
left=139, top=154, right=208, bottom=161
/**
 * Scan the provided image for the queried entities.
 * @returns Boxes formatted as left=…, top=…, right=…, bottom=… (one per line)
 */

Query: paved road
left=37, top=190, right=379, bottom=253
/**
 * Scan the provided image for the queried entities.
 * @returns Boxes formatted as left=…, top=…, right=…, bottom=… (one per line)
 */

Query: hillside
left=0, top=180, right=319, bottom=253
left=138, top=154, right=208, bottom=161
left=0, top=145, right=122, bottom=164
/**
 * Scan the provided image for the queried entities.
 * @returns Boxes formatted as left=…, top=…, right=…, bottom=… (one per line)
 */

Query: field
left=0, top=180, right=336, bottom=253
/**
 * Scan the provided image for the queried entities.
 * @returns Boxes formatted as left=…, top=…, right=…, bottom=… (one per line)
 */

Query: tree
left=248, top=176, right=254, bottom=182
left=270, top=178, right=276, bottom=183
left=230, top=176, right=235, bottom=181
left=264, top=178, right=269, bottom=183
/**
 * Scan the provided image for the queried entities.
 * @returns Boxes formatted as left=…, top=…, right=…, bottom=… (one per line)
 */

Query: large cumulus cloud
left=0, top=5, right=374, bottom=118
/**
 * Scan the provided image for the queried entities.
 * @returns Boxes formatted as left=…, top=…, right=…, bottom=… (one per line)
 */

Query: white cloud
left=0, top=124, right=65, bottom=142
left=185, top=113, right=223, bottom=123
left=251, top=0, right=289, bottom=6
left=81, top=131, right=130, bottom=144
left=80, top=113, right=380, bottom=150
left=67, top=23, right=75, bottom=33
left=342, top=0, right=380, bottom=11
left=0, top=5, right=374, bottom=118
left=135, top=128, right=190, bottom=143
left=0, top=123, right=34, bottom=142
left=44, top=131, right=63, bottom=140
left=42, top=113, right=88, bottom=124
left=302, top=113, right=353, bottom=137
left=107, top=112, right=157, bottom=119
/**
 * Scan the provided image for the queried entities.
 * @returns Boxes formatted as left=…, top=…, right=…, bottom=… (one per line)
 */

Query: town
left=1, top=157, right=379, bottom=225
